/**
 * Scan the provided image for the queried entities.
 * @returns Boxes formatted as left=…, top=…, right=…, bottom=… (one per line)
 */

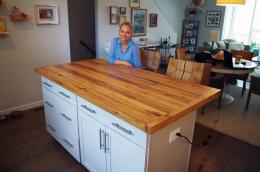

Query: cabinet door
left=78, top=110, right=106, bottom=172
left=106, top=127, right=146, bottom=172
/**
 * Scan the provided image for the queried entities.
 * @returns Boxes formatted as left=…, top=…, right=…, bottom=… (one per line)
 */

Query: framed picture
left=131, top=9, right=147, bottom=37
left=206, top=11, right=221, bottom=27
left=110, top=6, right=119, bottom=24
left=149, top=13, right=157, bottom=27
left=119, top=16, right=126, bottom=25
left=34, top=5, right=59, bottom=25
left=120, top=7, right=126, bottom=15
left=129, top=0, right=140, bottom=8
left=0, top=18, right=7, bottom=32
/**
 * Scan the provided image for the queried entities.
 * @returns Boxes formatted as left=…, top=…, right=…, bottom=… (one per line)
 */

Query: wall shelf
left=0, top=32, right=9, bottom=37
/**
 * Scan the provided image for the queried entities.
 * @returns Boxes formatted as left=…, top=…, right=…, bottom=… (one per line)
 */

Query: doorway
left=68, top=0, right=96, bottom=61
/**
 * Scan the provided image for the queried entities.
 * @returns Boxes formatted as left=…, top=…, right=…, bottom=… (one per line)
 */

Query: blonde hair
left=119, top=22, right=132, bottom=32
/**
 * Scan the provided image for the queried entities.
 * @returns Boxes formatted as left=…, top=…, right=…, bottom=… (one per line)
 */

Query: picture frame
left=119, top=16, right=126, bottom=25
left=129, top=0, right=140, bottom=8
left=120, top=7, right=126, bottom=15
left=34, top=5, right=59, bottom=25
left=131, top=9, right=147, bottom=37
left=206, top=11, right=221, bottom=27
left=110, top=6, right=119, bottom=24
left=149, top=13, right=157, bottom=27
left=0, top=18, right=7, bottom=32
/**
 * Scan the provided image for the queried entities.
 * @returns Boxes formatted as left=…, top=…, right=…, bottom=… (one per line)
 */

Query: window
left=222, top=0, right=260, bottom=45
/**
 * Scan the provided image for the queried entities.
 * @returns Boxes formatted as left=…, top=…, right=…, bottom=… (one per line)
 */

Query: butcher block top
left=35, top=59, right=220, bottom=134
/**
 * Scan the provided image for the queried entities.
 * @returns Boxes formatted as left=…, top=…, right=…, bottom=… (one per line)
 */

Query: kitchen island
left=35, top=59, right=219, bottom=172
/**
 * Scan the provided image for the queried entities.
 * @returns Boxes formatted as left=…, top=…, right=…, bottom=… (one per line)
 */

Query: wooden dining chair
left=139, top=49, right=161, bottom=72
left=166, top=58, right=211, bottom=85
left=167, top=58, right=215, bottom=112
left=245, top=74, right=260, bottom=111
left=175, top=46, right=186, bottom=60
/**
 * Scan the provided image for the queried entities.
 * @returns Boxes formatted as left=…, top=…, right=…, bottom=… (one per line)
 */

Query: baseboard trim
left=0, top=100, right=43, bottom=115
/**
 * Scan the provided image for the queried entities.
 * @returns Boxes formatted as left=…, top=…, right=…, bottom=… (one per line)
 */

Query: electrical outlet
left=169, top=127, right=181, bottom=143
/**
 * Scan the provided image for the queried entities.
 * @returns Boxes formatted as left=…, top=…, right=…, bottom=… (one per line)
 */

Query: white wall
left=0, top=0, right=70, bottom=113
left=154, top=0, right=190, bottom=43
left=96, top=0, right=177, bottom=59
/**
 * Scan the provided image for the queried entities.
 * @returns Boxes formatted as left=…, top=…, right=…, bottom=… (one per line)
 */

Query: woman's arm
left=132, top=45, right=142, bottom=68
left=108, top=39, right=117, bottom=64
left=114, top=60, right=133, bottom=67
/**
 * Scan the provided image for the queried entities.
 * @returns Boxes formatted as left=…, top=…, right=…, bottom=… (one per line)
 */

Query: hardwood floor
left=0, top=108, right=87, bottom=172
left=189, top=124, right=260, bottom=172
left=1, top=108, right=260, bottom=172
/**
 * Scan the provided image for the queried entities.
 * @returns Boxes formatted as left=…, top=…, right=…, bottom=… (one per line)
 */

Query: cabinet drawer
left=41, top=76, right=77, bottom=106
left=77, top=96, right=106, bottom=124
left=106, top=114, right=147, bottom=149
left=77, top=96, right=147, bottom=148
left=58, top=129, right=80, bottom=162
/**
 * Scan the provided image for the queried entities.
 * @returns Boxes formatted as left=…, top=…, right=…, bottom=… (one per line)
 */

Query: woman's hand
left=114, top=60, right=133, bottom=67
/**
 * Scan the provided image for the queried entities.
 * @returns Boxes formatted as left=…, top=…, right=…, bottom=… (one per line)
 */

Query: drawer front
left=106, top=114, right=147, bottom=149
left=77, top=96, right=106, bottom=124
left=42, top=86, right=60, bottom=140
left=58, top=130, right=80, bottom=162
left=77, top=96, right=147, bottom=148
left=41, top=76, right=77, bottom=106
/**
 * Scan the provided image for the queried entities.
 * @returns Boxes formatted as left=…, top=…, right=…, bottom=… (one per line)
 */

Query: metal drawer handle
left=62, top=138, right=74, bottom=148
left=58, top=91, right=71, bottom=99
left=47, top=124, right=56, bottom=132
left=45, top=101, right=54, bottom=108
left=112, top=122, right=134, bottom=135
left=80, top=105, right=96, bottom=114
left=99, top=129, right=105, bottom=150
left=43, top=82, right=52, bottom=88
left=60, top=113, right=72, bottom=121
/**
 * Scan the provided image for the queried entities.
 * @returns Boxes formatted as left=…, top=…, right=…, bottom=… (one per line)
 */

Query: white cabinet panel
left=107, top=127, right=146, bottom=172
left=78, top=110, right=107, bottom=172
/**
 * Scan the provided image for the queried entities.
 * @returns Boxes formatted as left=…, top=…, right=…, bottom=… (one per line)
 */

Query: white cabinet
left=78, top=99, right=146, bottom=172
left=107, top=127, right=146, bottom=172
left=41, top=77, right=80, bottom=162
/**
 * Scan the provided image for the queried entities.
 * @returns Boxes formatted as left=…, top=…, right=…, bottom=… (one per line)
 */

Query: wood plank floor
left=1, top=108, right=260, bottom=172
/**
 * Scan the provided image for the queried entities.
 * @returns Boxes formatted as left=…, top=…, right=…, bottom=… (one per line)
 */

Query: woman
left=108, top=22, right=142, bottom=68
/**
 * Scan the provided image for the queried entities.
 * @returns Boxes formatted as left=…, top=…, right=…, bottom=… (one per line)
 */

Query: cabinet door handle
left=80, top=105, right=96, bottom=114
left=112, top=122, right=134, bottom=135
left=62, top=138, right=74, bottom=148
left=47, top=124, right=56, bottom=132
left=43, top=82, right=52, bottom=88
left=58, top=91, right=70, bottom=99
left=104, top=132, right=109, bottom=154
left=45, top=101, right=54, bottom=108
left=60, top=113, right=72, bottom=121
left=99, top=129, right=105, bottom=150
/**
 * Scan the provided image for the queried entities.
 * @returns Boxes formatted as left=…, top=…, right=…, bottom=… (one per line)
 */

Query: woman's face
left=119, top=25, right=132, bottom=42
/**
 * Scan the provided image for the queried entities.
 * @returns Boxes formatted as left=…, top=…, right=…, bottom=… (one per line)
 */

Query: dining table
left=211, top=58, right=258, bottom=105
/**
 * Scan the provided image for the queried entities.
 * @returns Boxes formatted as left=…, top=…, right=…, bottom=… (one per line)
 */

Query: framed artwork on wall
left=110, top=6, right=119, bottom=24
left=129, top=0, right=140, bottom=8
left=34, top=5, right=59, bottom=25
left=0, top=17, right=7, bottom=32
left=206, top=11, right=221, bottom=27
left=131, top=8, right=147, bottom=37
left=149, top=13, right=157, bottom=27
left=120, top=7, right=126, bottom=15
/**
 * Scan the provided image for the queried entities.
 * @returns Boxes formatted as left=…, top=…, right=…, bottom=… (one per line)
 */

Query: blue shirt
left=108, top=38, right=142, bottom=68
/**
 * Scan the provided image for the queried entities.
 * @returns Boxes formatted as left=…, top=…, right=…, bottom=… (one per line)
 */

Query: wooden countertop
left=35, top=59, right=220, bottom=134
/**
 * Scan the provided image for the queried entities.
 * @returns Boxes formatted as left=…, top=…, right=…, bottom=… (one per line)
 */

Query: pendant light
left=216, top=0, right=246, bottom=6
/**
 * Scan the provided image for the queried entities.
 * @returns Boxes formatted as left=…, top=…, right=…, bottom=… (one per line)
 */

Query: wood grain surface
left=35, top=59, right=220, bottom=133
